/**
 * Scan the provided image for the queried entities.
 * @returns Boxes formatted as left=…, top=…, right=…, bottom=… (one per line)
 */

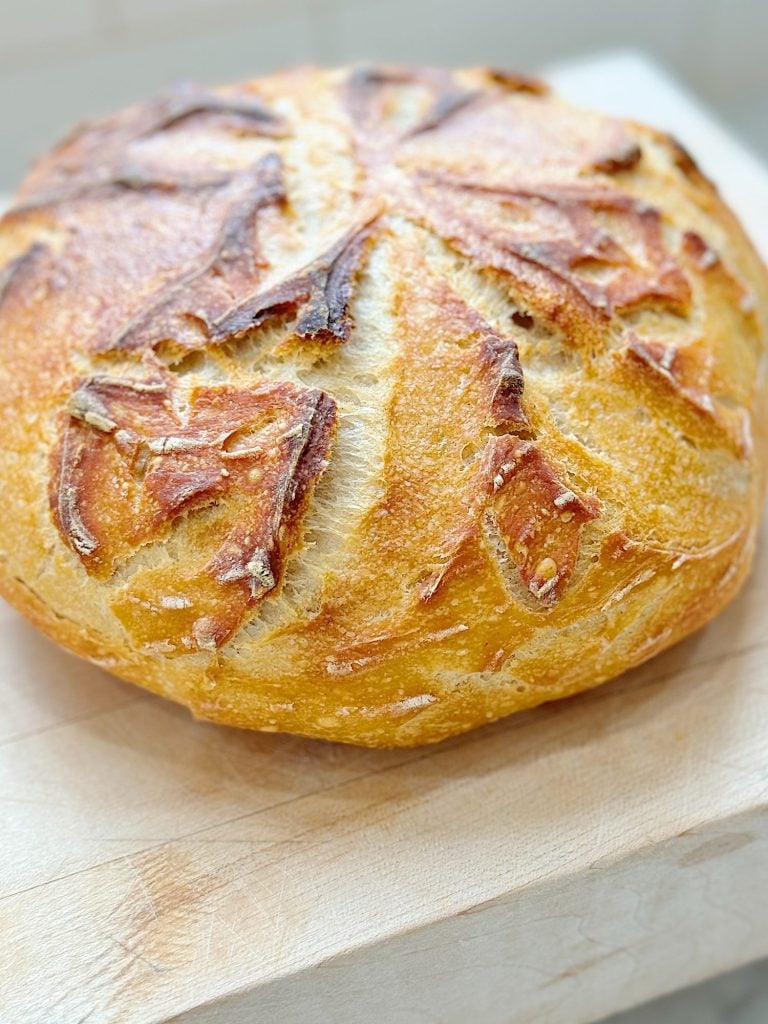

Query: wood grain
left=1, top=53, right=768, bottom=1024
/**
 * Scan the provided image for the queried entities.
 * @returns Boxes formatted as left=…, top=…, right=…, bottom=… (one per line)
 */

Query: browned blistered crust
left=404, top=174, right=692, bottom=325
left=104, top=153, right=287, bottom=353
left=211, top=215, right=380, bottom=346
left=51, top=374, right=336, bottom=651
left=15, top=83, right=288, bottom=213
left=0, top=65, right=766, bottom=746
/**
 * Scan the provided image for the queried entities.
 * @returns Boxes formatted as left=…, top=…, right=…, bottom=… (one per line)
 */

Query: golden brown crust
left=0, top=65, right=766, bottom=746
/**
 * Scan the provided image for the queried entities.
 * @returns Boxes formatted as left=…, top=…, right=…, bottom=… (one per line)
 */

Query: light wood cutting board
left=1, top=53, right=768, bottom=1024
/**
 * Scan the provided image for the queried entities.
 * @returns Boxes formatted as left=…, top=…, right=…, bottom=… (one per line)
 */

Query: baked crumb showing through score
left=0, top=62, right=763, bottom=747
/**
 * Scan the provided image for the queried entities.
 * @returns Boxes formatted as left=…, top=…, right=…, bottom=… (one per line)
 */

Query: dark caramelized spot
left=485, top=68, right=549, bottom=95
left=479, top=331, right=528, bottom=429
left=511, top=310, right=534, bottom=329
left=667, top=136, right=705, bottom=182
left=593, top=143, right=642, bottom=174
left=347, top=65, right=413, bottom=88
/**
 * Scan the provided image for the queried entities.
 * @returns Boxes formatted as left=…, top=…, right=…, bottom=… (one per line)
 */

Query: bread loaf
left=0, top=65, right=766, bottom=746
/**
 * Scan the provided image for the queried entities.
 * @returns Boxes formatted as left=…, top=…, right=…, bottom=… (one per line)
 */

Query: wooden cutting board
left=2, top=53, right=768, bottom=1024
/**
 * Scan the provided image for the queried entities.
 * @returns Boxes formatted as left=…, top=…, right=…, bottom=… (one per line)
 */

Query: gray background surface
left=1, top=0, right=767, bottom=191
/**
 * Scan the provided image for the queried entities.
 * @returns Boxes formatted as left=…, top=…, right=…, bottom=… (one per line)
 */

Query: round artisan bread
left=0, top=66, right=766, bottom=747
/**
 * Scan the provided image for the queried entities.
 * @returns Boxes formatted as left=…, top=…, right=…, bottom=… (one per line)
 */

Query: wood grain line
left=0, top=692, right=150, bottom=749
left=0, top=740, right=450, bottom=903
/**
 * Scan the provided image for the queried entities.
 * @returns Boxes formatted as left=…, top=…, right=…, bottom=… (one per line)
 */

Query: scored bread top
left=0, top=65, right=766, bottom=746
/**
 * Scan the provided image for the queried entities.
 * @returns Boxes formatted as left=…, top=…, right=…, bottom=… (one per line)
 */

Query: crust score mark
left=53, top=375, right=336, bottom=653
